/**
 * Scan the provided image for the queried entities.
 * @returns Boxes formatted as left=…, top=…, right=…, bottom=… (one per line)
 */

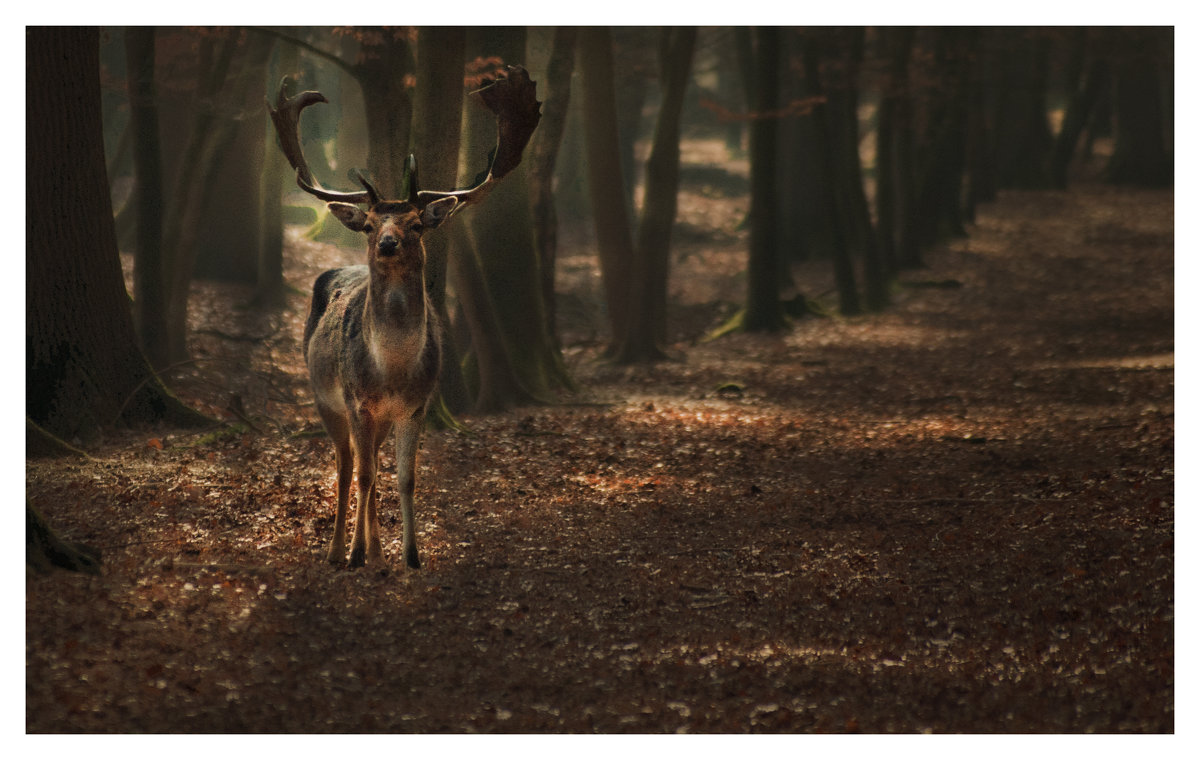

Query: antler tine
left=268, top=76, right=371, bottom=205
left=405, top=154, right=420, bottom=205
left=416, top=65, right=541, bottom=210
left=352, top=170, right=381, bottom=207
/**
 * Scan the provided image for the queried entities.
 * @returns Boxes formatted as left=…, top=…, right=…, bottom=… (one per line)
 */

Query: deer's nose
left=377, top=235, right=399, bottom=256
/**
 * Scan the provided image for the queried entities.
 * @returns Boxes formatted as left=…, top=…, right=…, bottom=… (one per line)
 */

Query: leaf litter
left=27, top=178, right=1172, bottom=733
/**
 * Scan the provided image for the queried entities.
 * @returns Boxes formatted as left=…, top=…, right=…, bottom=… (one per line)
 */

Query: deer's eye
left=362, top=223, right=375, bottom=234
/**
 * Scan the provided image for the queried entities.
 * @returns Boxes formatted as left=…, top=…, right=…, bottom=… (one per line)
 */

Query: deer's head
left=269, top=66, right=541, bottom=277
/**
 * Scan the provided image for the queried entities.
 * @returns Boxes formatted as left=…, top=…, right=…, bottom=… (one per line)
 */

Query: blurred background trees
left=27, top=25, right=1173, bottom=444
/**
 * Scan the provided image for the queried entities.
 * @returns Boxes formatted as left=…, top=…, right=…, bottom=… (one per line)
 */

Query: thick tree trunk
left=412, top=26, right=470, bottom=416
left=26, top=27, right=209, bottom=442
left=1107, top=28, right=1171, bottom=187
left=460, top=28, right=572, bottom=406
left=992, top=28, right=1053, bottom=189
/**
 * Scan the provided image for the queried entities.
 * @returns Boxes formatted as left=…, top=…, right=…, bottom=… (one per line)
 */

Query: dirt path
left=26, top=183, right=1173, bottom=733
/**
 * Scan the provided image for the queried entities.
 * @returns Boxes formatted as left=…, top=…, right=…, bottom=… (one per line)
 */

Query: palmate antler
left=267, top=65, right=541, bottom=211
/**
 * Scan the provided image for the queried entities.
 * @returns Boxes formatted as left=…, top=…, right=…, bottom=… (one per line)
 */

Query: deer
left=268, top=66, right=541, bottom=569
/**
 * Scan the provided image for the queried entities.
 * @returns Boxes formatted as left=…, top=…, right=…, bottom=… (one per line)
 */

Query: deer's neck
left=363, top=268, right=429, bottom=375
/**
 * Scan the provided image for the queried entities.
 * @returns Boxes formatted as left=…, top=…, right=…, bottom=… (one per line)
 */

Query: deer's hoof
left=405, top=547, right=421, bottom=570
left=348, top=546, right=366, bottom=568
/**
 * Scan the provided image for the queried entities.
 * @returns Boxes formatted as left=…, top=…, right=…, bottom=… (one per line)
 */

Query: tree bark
left=579, top=27, right=638, bottom=351
left=125, top=27, right=171, bottom=370
left=528, top=26, right=578, bottom=351
left=801, top=30, right=861, bottom=318
left=1051, top=55, right=1109, bottom=189
left=412, top=26, right=470, bottom=416
left=743, top=27, right=789, bottom=332
left=26, top=27, right=209, bottom=442
left=614, top=27, right=696, bottom=361
left=460, top=27, right=572, bottom=407
left=1107, top=28, right=1171, bottom=187
left=256, top=38, right=289, bottom=307
left=27, top=500, right=101, bottom=575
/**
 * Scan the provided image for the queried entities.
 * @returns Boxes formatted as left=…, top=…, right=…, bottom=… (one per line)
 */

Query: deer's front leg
left=395, top=413, right=424, bottom=569
left=348, top=420, right=379, bottom=569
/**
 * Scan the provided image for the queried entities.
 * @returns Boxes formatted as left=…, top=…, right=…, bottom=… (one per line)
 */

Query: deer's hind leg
left=316, top=405, right=353, bottom=566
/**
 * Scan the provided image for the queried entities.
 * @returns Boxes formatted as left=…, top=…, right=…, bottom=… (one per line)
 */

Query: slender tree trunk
left=802, top=31, right=861, bottom=317
left=614, top=27, right=696, bottom=362
left=27, top=27, right=208, bottom=443
left=744, top=27, right=788, bottom=332
left=256, top=39, right=289, bottom=307
left=528, top=26, right=578, bottom=351
left=161, top=34, right=239, bottom=362
left=1051, top=53, right=1109, bottom=189
left=125, top=26, right=170, bottom=369
left=579, top=27, right=638, bottom=351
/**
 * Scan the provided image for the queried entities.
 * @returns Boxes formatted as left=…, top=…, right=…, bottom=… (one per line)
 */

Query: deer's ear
left=420, top=197, right=459, bottom=229
left=328, top=202, right=368, bottom=231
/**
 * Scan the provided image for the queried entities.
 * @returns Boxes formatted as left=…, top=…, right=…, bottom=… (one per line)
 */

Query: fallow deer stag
left=269, top=66, right=541, bottom=569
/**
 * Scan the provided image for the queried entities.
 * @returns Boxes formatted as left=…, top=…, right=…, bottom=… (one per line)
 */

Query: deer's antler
left=268, top=76, right=373, bottom=205
left=415, top=65, right=542, bottom=209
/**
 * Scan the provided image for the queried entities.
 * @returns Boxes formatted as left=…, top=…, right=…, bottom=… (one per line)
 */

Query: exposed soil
left=26, top=166, right=1173, bottom=732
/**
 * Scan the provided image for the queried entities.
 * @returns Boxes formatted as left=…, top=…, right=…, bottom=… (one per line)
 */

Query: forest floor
left=26, top=151, right=1173, bottom=733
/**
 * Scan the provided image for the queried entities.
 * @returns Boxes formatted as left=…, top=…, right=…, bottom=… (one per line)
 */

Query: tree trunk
left=1107, top=28, right=1171, bottom=187
left=26, top=27, right=209, bottom=443
left=876, top=27, right=917, bottom=274
left=743, top=27, right=789, bottom=332
left=412, top=26, right=470, bottom=417
left=528, top=26, right=578, bottom=351
left=124, top=26, right=170, bottom=370
left=161, top=33, right=241, bottom=362
left=802, top=31, right=861, bottom=318
left=356, top=30, right=415, bottom=196
left=579, top=27, right=638, bottom=351
left=1051, top=53, right=1109, bottom=189
left=256, top=38, right=289, bottom=307
left=460, top=27, right=572, bottom=406
left=992, top=28, right=1053, bottom=189
left=613, top=27, right=696, bottom=362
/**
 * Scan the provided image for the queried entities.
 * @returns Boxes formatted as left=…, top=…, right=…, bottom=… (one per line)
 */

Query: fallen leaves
left=27, top=182, right=1173, bottom=733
